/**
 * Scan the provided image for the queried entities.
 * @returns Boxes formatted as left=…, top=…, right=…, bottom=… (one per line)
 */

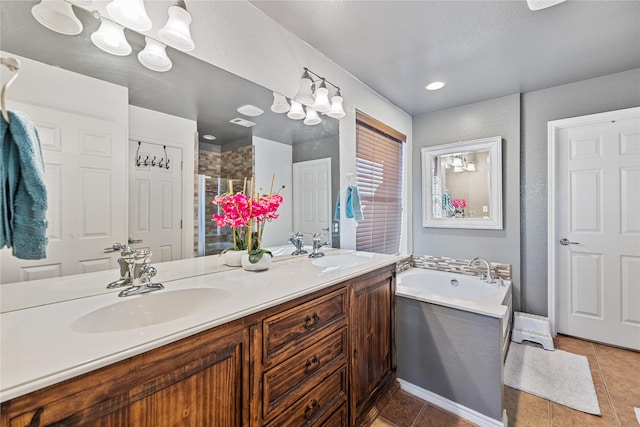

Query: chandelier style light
left=271, top=67, right=346, bottom=126
left=30, top=0, right=195, bottom=73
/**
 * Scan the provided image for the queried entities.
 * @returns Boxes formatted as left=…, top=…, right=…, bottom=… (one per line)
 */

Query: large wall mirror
left=0, top=1, right=340, bottom=285
left=421, top=136, right=503, bottom=229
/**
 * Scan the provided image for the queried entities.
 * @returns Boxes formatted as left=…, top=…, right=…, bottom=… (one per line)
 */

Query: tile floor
left=372, top=335, right=640, bottom=427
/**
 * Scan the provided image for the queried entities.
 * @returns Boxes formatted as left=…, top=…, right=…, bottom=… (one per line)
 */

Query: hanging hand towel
left=334, top=191, right=341, bottom=220
left=1, top=110, right=48, bottom=259
left=346, top=185, right=364, bottom=222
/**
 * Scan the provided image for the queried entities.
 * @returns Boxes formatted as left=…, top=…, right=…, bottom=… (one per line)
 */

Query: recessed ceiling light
left=237, top=104, right=264, bottom=117
left=202, top=134, right=216, bottom=141
left=425, top=81, right=446, bottom=91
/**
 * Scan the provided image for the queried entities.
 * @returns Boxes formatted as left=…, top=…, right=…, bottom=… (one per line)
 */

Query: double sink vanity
left=1, top=249, right=402, bottom=426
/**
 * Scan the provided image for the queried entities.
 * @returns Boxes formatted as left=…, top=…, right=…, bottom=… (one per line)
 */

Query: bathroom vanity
left=0, top=251, right=400, bottom=426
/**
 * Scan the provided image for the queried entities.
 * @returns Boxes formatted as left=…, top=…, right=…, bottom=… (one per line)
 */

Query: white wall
left=128, top=106, right=197, bottom=258
left=253, top=137, right=293, bottom=248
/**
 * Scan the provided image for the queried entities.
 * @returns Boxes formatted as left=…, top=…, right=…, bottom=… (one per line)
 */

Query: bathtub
left=396, top=268, right=511, bottom=319
left=396, top=268, right=512, bottom=426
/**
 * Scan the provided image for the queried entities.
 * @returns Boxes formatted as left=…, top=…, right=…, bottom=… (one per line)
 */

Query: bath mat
left=504, top=342, right=601, bottom=415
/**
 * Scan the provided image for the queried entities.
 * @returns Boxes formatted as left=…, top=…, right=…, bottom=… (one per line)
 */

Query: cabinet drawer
left=263, top=288, right=347, bottom=362
left=266, top=366, right=347, bottom=427
left=314, top=402, right=348, bottom=427
left=263, top=328, right=347, bottom=417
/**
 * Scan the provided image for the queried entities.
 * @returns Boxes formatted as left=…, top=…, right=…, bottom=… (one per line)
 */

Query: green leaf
left=247, top=249, right=273, bottom=264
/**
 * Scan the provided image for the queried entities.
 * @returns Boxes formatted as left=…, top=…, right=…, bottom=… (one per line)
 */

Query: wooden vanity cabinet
left=349, top=265, right=397, bottom=426
left=0, top=320, right=252, bottom=427
left=1, top=264, right=398, bottom=427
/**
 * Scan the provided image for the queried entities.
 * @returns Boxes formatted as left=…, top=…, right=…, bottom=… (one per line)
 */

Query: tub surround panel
left=411, top=255, right=511, bottom=281
left=397, top=297, right=505, bottom=422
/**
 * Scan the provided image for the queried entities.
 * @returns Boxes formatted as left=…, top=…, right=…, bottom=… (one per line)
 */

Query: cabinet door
left=350, top=266, right=396, bottom=424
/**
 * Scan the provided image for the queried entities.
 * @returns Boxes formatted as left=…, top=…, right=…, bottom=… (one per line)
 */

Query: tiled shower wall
left=193, top=145, right=255, bottom=255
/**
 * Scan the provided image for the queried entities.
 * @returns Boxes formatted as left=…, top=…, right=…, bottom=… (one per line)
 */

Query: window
left=355, top=111, right=405, bottom=254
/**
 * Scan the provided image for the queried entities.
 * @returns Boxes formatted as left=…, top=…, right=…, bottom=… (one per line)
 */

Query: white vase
left=241, top=252, right=273, bottom=271
left=223, top=250, right=246, bottom=267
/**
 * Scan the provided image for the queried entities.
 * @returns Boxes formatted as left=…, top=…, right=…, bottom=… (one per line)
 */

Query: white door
left=128, top=140, right=182, bottom=262
left=0, top=101, right=127, bottom=283
left=549, top=107, right=640, bottom=350
left=293, top=158, right=332, bottom=244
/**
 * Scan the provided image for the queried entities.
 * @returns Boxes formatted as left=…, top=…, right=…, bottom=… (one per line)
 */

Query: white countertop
left=0, top=250, right=401, bottom=402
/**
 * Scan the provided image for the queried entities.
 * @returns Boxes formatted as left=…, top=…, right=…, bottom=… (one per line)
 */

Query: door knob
left=128, top=237, right=143, bottom=244
left=559, top=238, right=580, bottom=246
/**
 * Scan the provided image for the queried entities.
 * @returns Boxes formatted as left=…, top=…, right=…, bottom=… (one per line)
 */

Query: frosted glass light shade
left=304, top=108, right=321, bottom=126
left=451, top=157, right=463, bottom=167
left=138, top=37, right=172, bottom=72
left=311, top=81, right=330, bottom=113
left=327, top=94, right=345, bottom=119
left=106, top=0, right=152, bottom=32
left=287, top=100, right=305, bottom=120
left=271, top=93, right=290, bottom=113
left=158, top=5, right=195, bottom=52
left=465, top=161, right=476, bottom=171
left=453, top=166, right=464, bottom=173
left=294, top=72, right=314, bottom=106
left=91, top=20, right=131, bottom=56
left=31, top=0, right=83, bottom=35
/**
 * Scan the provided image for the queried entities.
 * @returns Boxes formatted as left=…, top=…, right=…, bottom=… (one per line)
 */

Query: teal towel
left=346, top=185, right=363, bottom=222
left=334, top=191, right=340, bottom=220
left=1, top=110, right=48, bottom=259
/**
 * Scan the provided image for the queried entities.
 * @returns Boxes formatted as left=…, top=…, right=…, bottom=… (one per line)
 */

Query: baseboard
left=398, top=378, right=507, bottom=427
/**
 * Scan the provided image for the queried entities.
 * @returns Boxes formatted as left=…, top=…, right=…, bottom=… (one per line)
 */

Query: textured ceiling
left=251, top=0, right=640, bottom=116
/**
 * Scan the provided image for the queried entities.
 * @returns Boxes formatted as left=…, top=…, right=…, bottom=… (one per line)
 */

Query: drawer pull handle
left=304, top=355, right=321, bottom=374
left=304, top=399, right=320, bottom=420
left=304, top=312, right=320, bottom=329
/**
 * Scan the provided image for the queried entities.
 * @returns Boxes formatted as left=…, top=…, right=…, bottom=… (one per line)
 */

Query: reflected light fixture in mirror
left=31, top=0, right=83, bottom=35
left=303, top=107, right=321, bottom=126
left=287, top=100, right=305, bottom=120
left=106, top=0, right=152, bottom=32
left=138, top=37, right=172, bottom=72
left=158, top=3, right=195, bottom=52
left=91, top=19, right=132, bottom=56
left=271, top=92, right=290, bottom=113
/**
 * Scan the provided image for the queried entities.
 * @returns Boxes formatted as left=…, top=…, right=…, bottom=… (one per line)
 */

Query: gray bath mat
left=504, top=342, right=601, bottom=415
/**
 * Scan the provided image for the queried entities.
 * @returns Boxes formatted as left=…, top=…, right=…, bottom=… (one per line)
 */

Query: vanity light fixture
left=158, top=1, right=195, bottom=52
left=451, top=156, right=464, bottom=168
left=31, top=0, right=83, bottom=35
left=465, top=161, right=477, bottom=172
left=91, top=19, right=132, bottom=56
left=311, top=80, right=331, bottom=113
left=106, top=0, right=152, bottom=32
left=275, top=67, right=346, bottom=125
left=425, top=81, right=446, bottom=91
left=138, top=37, right=172, bottom=72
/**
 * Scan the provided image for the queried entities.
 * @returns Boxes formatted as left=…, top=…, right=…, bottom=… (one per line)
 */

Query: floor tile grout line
left=410, top=403, right=426, bottom=427
left=592, top=342, right=622, bottom=427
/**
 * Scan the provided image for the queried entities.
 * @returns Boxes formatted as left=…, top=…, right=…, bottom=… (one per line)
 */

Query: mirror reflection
left=421, top=136, right=502, bottom=230
left=0, top=1, right=340, bottom=284
left=435, top=150, right=490, bottom=219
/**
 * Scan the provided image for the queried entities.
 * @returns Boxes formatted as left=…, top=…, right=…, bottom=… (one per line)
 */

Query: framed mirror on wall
left=421, top=136, right=503, bottom=229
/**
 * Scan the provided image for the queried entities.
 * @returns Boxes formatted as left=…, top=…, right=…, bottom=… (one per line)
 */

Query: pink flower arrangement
left=451, top=198, right=467, bottom=209
left=212, top=176, right=284, bottom=263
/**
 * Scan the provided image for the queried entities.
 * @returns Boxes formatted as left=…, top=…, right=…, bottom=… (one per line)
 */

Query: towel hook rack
left=1, top=56, right=21, bottom=124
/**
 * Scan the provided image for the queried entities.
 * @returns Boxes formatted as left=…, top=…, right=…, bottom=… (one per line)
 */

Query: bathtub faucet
left=467, top=257, right=495, bottom=284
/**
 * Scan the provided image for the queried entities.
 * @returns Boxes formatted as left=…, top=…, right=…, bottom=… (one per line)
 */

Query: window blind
left=355, top=111, right=405, bottom=254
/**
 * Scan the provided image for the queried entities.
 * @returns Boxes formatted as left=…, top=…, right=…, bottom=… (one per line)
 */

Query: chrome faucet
left=467, top=257, right=495, bottom=283
left=105, top=243, right=164, bottom=296
left=308, top=233, right=329, bottom=258
left=289, top=232, right=307, bottom=255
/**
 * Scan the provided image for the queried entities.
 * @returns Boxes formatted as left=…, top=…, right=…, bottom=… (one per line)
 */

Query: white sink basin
left=72, top=288, right=229, bottom=333
left=311, top=253, right=372, bottom=269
